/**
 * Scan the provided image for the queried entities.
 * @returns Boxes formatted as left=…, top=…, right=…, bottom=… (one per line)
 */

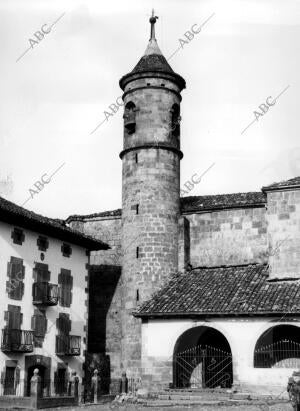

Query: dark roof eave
left=262, top=184, right=300, bottom=193
left=181, top=202, right=266, bottom=214
left=1, top=208, right=109, bottom=251
left=119, top=70, right=186, bottom=91
left=66, top=209, right=122, bottom=223
left=134, top=311, right=300, bottom=319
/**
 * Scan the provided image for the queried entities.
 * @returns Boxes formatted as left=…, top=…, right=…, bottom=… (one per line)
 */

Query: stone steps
left=138, top=398, right=290, bottom=408
left=157, top=388, right=234, bottom=401
left=140, top=388, right=289, bottom=407
left=157, top=393, right=231, bottom=401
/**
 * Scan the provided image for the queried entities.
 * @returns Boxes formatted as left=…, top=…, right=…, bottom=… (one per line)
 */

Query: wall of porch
left=141, top=317, right=300, bottom=394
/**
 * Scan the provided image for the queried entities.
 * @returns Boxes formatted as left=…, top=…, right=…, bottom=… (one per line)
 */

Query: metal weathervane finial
left=149, top=9, right=158, bottom=40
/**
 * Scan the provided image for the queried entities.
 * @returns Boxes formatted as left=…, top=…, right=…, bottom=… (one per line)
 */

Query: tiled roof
left=262, top=176, right=300, bottom=191
left=119, top=36, right=186, bottom=91
left=66, top=208, right=122, bottom=223
left=181, top=192, right=266, bottom=213
left=132, top=54, right=174, bottom=75
left=66, top=192, right=266, bottom=222
left=0, top=196, right=109, bottom=250
left=135, top=264, right=300, bottom=317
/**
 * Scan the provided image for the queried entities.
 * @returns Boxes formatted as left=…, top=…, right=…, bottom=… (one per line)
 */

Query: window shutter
left=57, top=314, right=71, bottom=336
left=7, top=259, right=24, bottom=300
left=58, top=270, right=72, bottom=308
left=7, top=311, right=21, bottom=329
left=32, top=310, right=47, bottom=338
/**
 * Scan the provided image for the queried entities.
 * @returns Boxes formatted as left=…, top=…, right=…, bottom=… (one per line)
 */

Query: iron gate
left=174, top=344, right=233, bottom=388
left=254, top=339, right=300, bottom=368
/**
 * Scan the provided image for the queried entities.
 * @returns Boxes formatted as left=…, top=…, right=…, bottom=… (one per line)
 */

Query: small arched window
left=170, top=104, right=181, bottom=138
left=123, top=102, right=136, bottom=134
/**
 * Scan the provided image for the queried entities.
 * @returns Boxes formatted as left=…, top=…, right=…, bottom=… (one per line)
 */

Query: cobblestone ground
left=38, top=401, right=293, bottom=411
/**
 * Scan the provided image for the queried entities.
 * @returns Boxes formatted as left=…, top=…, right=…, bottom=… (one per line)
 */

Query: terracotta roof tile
left=136, top=264, right=300, bottom=317
left=131, top=54, right=174, bottom=75
left=66, top=192, right=266, bottom=222
left=0, top=196, right=109, bottom=250
left=181, top=192, right=266, bottom=213
left=262, top=176, right=300, bottom=191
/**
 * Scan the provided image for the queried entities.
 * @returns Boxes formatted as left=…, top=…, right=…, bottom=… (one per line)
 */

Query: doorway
left=173, top=326, right=233, bottom=388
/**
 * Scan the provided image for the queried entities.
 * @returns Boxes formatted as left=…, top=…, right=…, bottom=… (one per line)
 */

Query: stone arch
left=254, top=324, right=300, bottom=368
left=173, top=325, right=233, bottom=389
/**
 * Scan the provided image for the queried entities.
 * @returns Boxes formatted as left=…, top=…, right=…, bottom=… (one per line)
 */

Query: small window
left=11, top=228, right=25, bottom=245
left=61, top=243, right=72, bottom=258
left=123, top=102, right=136, bottom=134
left=136, top=204, right=139, bottom=215
left=136, top=289, right=139, bottom=302
left=147, top=83, right=151, bottom=86
left=135, top=153, right=138, bottom=163
left=170, top=104, right=181, bottom=138
left=136, top=247, right=139, bottom=258
left=37, top=236, right=49, bottom=252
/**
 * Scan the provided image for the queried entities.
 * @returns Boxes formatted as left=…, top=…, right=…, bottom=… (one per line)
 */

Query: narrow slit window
left=135, top=153, right=138, bottom=163
left=136, top=204, right=139, bottom=215
left=136, top=247, right=139, bottom=258
left=136, top=289, right=139, bottom=302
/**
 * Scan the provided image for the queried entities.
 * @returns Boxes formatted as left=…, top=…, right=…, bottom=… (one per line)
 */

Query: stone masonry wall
left=267, top=188, right=300, bottom=279
left=120, top=74, right=183, bottom=377
left=69, top=216, right=122, bottom=378
left=80, top=216, right=122, bottom=265
left=182, top=206, right=268, bottom=268
left=121, top=147, right=180, bottom=376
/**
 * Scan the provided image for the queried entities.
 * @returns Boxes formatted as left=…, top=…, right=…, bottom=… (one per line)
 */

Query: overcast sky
left=0, top=0, right=299, bottom=219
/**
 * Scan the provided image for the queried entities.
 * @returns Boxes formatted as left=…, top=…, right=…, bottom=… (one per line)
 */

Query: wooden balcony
left=56, top=335, right=81, bottom=356
left=1, top=329, right=33, bottom=353
left=32, top=282, right=58, bottom=306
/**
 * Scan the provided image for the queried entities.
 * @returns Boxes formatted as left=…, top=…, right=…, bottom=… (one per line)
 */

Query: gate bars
left=174, top=344, right=233, bottom=388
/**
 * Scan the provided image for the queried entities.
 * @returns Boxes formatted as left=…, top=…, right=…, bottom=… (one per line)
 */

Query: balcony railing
left=32, top=282, right=58, bottom=306
left=1, top=329, right=33, bottom=353
left=56, top=335, right=81, bottom=356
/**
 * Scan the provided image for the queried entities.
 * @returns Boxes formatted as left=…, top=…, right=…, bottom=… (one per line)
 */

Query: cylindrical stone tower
left=119, top=11, right=186, bottom=377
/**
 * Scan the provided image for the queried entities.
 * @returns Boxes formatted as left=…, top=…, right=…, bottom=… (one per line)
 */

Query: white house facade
left=0, top=196, right=108, bottom=397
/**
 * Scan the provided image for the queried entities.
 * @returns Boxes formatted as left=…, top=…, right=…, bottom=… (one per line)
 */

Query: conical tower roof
left=120, top=10, right=185, bottom=91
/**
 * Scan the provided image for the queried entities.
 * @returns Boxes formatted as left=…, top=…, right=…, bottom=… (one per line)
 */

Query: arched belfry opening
left=173, top=326, right=233, bottom=389
left=170, top=103, right=180, bottom=139
left=254, top=325, right=300, bottom=368
left=123, top=101, right=136, bottom=135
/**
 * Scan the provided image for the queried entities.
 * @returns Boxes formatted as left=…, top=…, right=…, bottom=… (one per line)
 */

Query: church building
left=65, top=13, right=300, bottom=395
